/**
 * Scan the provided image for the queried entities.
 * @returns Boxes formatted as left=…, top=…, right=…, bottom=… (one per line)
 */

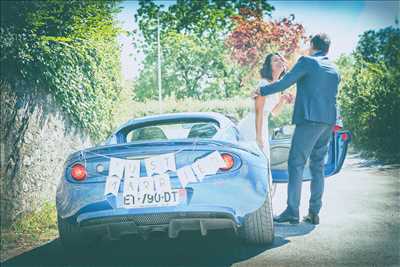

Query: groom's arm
left=260, top=56, right=309, bottom=96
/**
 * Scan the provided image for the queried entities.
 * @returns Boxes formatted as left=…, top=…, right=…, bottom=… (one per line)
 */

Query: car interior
left=128, top=122, right=218, bottom=142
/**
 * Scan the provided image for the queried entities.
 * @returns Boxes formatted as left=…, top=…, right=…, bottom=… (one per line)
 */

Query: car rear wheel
left=240, top=190, right=274, bottom=245
left=58, top=215, right=89, bottom=251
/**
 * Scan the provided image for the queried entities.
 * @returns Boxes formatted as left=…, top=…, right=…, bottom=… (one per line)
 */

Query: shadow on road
left=275, top=221, right=315, bottom=238
left=347, top=152, right=400, bottom=172
left=3, top=223, right=315, bottom=267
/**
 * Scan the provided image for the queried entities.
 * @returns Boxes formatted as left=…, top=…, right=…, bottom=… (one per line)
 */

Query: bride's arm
left=271, top=95, right=286, bottom=117
left=271, top=92, right=293, bottom=117
left=255, top=96, right=266, bottom=149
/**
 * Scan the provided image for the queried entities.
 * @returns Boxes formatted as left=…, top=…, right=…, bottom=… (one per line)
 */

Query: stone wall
left=0, top=82, right=93, bottom=225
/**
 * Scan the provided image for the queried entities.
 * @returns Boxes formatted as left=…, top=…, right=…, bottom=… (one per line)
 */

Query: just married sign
left=104, top=151, right=226, bottom=208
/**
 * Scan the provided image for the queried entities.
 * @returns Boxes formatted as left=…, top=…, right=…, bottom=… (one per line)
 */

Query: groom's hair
left=310, top=33, right=331, bottom=54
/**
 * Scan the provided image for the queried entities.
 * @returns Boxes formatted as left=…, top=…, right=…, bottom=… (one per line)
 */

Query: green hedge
left=113, top=87, right=293, bottom=135
left=339, top=61, right=400, bottom=162
left=0, top=1, right=122, bottom=141
left=338, top=27, right=400, bottom=163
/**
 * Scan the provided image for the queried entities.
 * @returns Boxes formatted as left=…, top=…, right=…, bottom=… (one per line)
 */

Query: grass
left=0, top=202, right=58, bottom=262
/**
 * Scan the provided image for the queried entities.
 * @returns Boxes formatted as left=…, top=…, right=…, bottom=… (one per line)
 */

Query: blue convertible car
left=56, top=112, right=350, bottom=248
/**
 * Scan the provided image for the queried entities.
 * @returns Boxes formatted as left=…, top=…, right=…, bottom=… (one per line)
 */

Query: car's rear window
left=125, top=121, right=219, bottom=142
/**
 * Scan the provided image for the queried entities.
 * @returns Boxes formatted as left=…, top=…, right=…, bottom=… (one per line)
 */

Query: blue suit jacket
left=260, top=52, right=340, bottom=125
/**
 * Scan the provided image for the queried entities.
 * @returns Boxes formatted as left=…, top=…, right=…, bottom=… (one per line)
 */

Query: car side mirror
left=272, top=125, right=295, bottom=140
left=272, top=127, right=283, bottom=139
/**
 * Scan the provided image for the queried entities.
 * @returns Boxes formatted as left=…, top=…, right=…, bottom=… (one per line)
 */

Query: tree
left=133, top=1, right=306, bottom=101
left=355, top=27, right=400, bottom=67
left=135, top=0, right=274, bottom=45
left=338, top=27, right=400, bottom=163
left=0, top=0, right=124, bottom=225
left=225, top=10, right=306, bottom=68
left=223, top=9, right=306, bottom=93
left=0, top=0, right=122, bottom=139
left=133, top=1, right=275, bottom=101
left=134, top=32, right=247, bottom=100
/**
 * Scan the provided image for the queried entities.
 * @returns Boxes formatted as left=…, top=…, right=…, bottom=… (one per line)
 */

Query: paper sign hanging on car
left=124, top=159, right=140, bottom=178
left=145, top=153, right=176, bottom=176
left=108, top=158, right=125, bottom=178
left=191, top=151, right=226, bottom=180
left=153, top=173, right=172, bottom=193
left=191, top=161, right=207, bottom=181
left=123, top=177, right=140, bottom=208
left=104, top=175, right=121, bottom=196
left=203, top=151, right=226, bottom=175
left=177, top=165, right=197, bottom=187
left=138, top=176, right=155, bottom=195
left=207, top=151, right=227, bottom=170
left=124, top=177, right=140, bottom=196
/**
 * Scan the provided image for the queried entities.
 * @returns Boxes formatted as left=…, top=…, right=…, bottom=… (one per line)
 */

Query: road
left=3, top=153, right=400, bottom=267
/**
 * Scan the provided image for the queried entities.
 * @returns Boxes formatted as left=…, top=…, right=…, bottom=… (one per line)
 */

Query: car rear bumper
left=57, top=162, right=270, bottom=225
left=78, top=211, right=237, bottom=240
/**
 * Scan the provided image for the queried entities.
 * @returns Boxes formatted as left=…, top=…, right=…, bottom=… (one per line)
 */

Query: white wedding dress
left=237, top=79, right=280, bottom=159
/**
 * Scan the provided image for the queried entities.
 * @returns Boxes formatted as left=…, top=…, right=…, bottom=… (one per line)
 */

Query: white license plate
left=121, top=189, right=184, bottom=209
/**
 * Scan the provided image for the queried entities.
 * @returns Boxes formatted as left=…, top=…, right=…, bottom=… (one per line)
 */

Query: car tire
left=57, top=215, right=89, bottom=251
left=240, top=190, right=274, bottom=245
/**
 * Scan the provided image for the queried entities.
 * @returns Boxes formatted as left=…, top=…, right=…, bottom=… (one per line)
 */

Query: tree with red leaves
left=226, top=8, right=307, bottom=69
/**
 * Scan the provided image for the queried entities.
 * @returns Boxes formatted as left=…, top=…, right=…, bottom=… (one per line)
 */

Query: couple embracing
left=238, top=33, right=341, bottom=225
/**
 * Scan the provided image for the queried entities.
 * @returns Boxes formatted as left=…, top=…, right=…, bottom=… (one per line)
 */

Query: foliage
left=0, top=1, right=122, bottom=140
left=134, top=32, right=249, bottom=101
left=355, top=27, right=400, bottom=67
left=225, top=11, right=307, bottom=68
left=133, top=1, right=305, bottom=101
left=114, top=85, right=292, bottom=135
left=132, top=0, right=274, bottom=101
left=114, top=96, right=252, bottom=128
left=223, top=10, right=306, bottom=99
left=135, top=0, right=274, bottom=45
left=338, top=27, right=400, bottom=163
left=0, top=203, right=57, bottom=261
left=269, top=105, right=293, bottom=130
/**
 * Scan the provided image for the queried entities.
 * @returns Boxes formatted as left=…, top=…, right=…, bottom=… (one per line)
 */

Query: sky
left=116, top=0, right=399, bottom=80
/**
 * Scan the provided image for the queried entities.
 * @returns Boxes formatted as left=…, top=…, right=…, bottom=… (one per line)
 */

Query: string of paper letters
left=103, top=150, right=227, bottom=202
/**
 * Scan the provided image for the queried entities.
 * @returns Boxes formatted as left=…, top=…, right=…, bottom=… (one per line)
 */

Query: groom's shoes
left=303, top=212, right=320, bottom=225
left=273, top=209, right=299, bottom=224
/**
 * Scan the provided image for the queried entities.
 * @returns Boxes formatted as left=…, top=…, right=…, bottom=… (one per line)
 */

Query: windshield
left=124, top=121, right=219, bottom=143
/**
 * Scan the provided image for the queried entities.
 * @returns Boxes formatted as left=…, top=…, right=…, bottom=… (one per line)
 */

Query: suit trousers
left=287, top=121, right=333, bottom=217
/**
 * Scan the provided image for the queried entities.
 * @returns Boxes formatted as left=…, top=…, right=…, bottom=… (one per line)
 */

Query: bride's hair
left=260, top=53, right=286, bottom=81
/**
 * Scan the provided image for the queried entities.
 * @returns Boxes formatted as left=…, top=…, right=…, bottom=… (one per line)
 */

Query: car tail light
left=341, top=132, right=349, bottom=141
left=220, top=153, right=234, bottom=171
left=333, top=125, right=342, bottom=132
left=71, top=163, right=87, bottom=181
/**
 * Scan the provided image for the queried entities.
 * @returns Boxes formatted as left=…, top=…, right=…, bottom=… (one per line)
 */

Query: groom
left=254, top=33, right=340, bottom=224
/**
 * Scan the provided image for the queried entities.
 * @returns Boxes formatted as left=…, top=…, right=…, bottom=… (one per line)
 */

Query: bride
left=238, top=53, right=293, bottom=187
